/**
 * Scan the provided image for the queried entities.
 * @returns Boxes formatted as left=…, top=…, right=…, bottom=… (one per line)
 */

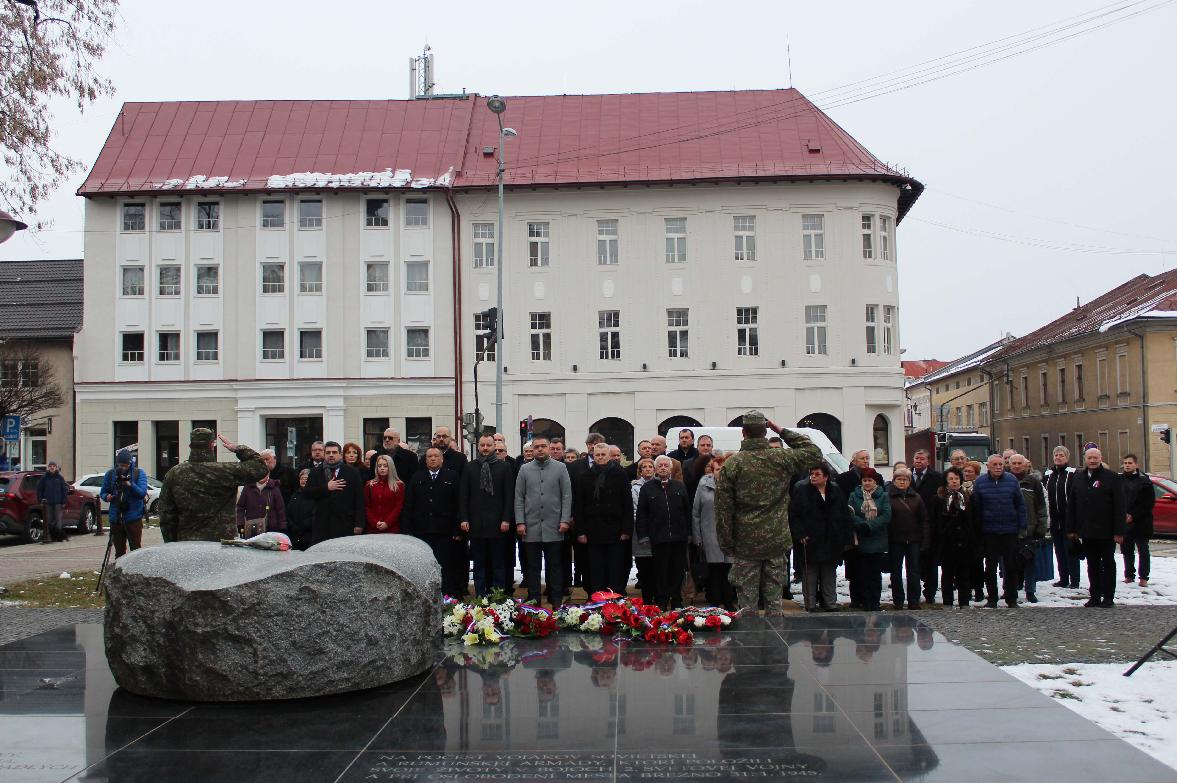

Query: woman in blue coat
left=848, top=468, right=891, bottom=612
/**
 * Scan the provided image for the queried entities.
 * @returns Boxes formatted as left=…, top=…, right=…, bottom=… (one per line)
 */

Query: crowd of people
left=148, top=416, right=1157, bottom=615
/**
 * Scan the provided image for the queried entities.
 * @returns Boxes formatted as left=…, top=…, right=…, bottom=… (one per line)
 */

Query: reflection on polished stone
left=0, top=616, right=1172, bottom=782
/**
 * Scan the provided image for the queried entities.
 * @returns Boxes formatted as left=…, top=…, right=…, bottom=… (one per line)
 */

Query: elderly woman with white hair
left=635, top=455, right=692, bottom=610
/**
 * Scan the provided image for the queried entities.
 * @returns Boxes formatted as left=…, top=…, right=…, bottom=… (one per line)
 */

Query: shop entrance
left=264, top=416, right=324, bottom=469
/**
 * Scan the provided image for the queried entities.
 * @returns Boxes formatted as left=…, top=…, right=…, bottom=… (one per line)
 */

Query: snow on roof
left=915, top=336, right=1017, bottom=385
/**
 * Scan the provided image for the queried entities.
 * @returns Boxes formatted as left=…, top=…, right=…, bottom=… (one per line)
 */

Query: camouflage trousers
left=730, top=555, right=788, bottom=615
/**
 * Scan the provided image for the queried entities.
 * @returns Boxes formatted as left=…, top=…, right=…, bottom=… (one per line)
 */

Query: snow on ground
left=1003, top=660, right=1177, bottom=770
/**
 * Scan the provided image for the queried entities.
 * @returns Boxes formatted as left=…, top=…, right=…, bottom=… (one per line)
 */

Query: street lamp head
left=502, top=127, right=518, bottom=138
left=0, top=209, right=28, bottom=245
left=486, top=95, right=507, bottom=114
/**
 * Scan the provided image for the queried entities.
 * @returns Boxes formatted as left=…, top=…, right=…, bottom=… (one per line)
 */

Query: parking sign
left=1, top=415, right=19, bottom=442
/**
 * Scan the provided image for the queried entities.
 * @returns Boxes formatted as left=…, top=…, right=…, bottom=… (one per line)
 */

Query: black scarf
left=591, top=463, right=610, bottom=499
left=476, top=453, right=496, bottom=495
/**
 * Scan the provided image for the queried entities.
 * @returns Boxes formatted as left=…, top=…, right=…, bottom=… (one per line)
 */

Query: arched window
left=589, top=417, right=635, bottom=460
left=796, top=413, right=843, bottom=453
left=872, top=414, right=891, bottom=466
left=529, top=418, right=565, bottom=443
left=658, top=415, right=702, bottom=437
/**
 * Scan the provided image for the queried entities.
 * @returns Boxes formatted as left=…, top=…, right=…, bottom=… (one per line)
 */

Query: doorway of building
left=155, top=420, right=180, bottom=478
left=264, top=417, right=324, bottom=469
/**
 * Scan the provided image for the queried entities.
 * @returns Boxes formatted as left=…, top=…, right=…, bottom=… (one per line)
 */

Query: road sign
left=1151, top=423, right=1169, bottom=432
left=1, top=415, right=20, bottom=442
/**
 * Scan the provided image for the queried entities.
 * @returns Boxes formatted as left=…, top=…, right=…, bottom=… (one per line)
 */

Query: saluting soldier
left=715, top=411, right=822, bottom=615
left=159, top=429, right=269, bottom=542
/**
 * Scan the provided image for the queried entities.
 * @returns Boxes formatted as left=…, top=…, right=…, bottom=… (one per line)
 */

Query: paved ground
left=0, top=524, right=163, bottom=584
left=0, top=606, right=102, bottom=645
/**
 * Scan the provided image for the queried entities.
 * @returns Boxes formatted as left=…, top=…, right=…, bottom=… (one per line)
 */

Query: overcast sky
left=3, top=0, right=1174, bottom=360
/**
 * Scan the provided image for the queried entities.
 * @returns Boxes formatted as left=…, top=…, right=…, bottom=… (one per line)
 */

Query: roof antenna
left=786, top=35, right=793, bottom=88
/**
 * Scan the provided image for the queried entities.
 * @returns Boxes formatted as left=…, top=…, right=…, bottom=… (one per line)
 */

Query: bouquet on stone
left=219, top=532, right=292, bottom=551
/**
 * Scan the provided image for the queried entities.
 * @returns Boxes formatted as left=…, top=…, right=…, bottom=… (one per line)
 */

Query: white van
left=667, top=426, right=850, bottom=475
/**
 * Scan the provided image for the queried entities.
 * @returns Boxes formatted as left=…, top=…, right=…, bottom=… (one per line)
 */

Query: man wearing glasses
left=369, top=428, right=420, bottom=482
left=419, top=425, right=469, bottom=476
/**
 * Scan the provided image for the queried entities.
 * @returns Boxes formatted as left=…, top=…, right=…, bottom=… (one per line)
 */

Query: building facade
left=74, top=90, right=921, bottom=474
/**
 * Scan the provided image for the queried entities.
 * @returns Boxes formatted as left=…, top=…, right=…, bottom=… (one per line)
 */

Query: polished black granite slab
left=0, top=615, right=1172, bottom=783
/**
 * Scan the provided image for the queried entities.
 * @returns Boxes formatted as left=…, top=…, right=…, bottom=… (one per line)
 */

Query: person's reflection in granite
left=717, top=638, right=792, bottom=754
left=479, top=671, right=507, bottom=742
left=854, top=614, right=890, bottom=663
left=916, top=625, right=935, bottom=650
left=891, top=615, right=917, bottom=646
left=522, top=636, right=571, bottom=740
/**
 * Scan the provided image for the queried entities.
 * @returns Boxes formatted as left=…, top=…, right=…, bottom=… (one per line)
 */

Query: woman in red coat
left=365, top=455, right=405, bottom=533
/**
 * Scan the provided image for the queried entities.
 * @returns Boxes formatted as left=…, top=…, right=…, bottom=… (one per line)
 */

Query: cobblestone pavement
left=0, top=525, right=163, bottom=585
left=919, top=605, right=1177, bottom=665
left=0, top=607, right=102, bottom=646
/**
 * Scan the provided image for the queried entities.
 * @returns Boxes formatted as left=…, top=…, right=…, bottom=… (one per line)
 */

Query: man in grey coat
left=514, top=435, right=573, bottom=607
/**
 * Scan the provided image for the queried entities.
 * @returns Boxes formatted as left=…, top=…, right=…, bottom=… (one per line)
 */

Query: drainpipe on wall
left=1126, top=326, right=1149, bottom=472
left=445, top=188, right=463, bottom=432
left=980, top=366, right=997, bottom=450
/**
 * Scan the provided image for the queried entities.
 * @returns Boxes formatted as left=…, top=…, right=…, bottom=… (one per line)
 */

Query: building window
left=1042, top=435, right=1051, bottom=468
left=405, top=260, right=429, bottom=293
left=473, top=223, right=495, bottom=268
left=598, top=310, right=621, bottom=360
left=1058, top=366, right=1067, bottom=405
left=1040, top=369, right=1049, bottom=406
left=665, top=217, right=687, bottom=263
left=1116, top=349, right=1129, bottom=397
left=195, top=331, right=219, bottom=362
left=365, top=261, right=389, bottom=293
left=1096, top=355, right=1109, bottom=399
left=158, top=265, right=181, bottom=297
left=667, top=309, right=689, bottom=358
left=1020, top=374, right=1029, bottom=409
left=122, top=203, right=146, bottom=232
left=955, top=407, right=963, bottom=428
left=113, top=421, right=138, bottom=454
left=597, top=219, right=619, bottom=265
left=261, top=200, right=285, bottom=229
left=157, top=332, right=180, bottom=363
left=474, top=311, right=496, bottom=362
left=864, top=305, right=878, bottom=354
left=861, top=214, right=874, bottom=259
left=405, top=417, right=432, bottom=454
left=158, top=202, right=182, bottom=231
left=298, top=199, right=323, bottom=229
left=736, top=307, right=759, bottom=357
left=0, top=360, right=39, bottom=387
left=1023, top=436, right=1031, bottom=458
left=1076, top=432, right=1084, bottom=453
left=1117, top=430, right=1130, bottom=462
left=405, top=198, right=428, bottom=226
left=1075, top=362, right=1085, bottom=402
left=261, top=330, right=285, bottom=361
left=120, top=333, right=144, bottom=363
left=261, top=263, right=285, bottom=294
left=873, top=414, right=890, bottom=465
left=530, top=312, right=552, bottom=361
left=196, top=202, right=220, bottom=230
left=121, top=266, right=145, bottom=297
left=979, top=401, right=989, bottom=426
left=365, top=329, right=390, bottom=359
left=195, top=265, right=219, bottom=296
left=525, top=221, right=551, bottom=267
left=802, top=214, right=824, bottom=261
left=880, top=216, right=892, bottom=261
left=299, top=330, right=323, bottom=360
left=882, top=306, right=895, bottom=354
left=733, top=215, right=756, bottom=261
left=406, top=327, right=430, bottom=358
left=805, top=305, right=828, bottom=356
left=299, top=261, right=323, bottom=294
left=365, top=199, right=389, bottom=228
left=363, top=417, right=390, bottom=455
left=966, top=405, right=975, bottom=428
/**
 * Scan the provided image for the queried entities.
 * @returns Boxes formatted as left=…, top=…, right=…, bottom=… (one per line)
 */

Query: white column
left=325, top=405, right=346, bottom=443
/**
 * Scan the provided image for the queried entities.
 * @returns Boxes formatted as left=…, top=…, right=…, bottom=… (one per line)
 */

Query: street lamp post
left=0, top=210, right=28, bottom=245
left=485, top=96, right=514, bottom=439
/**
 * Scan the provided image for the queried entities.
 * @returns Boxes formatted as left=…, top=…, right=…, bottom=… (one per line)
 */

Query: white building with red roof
left=73, top=89, right=921, bottom=473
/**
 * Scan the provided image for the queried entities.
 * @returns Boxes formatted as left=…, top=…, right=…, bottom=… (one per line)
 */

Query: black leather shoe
left=1026, top=594, right=1039, bottom=603
left=985, top=601, right=999, bottom=608
left=1100, top=600, right=1115, bottom=608
left=1083, top=598, right=1101, bottom=608
left=1052, top=581, right=1066, bottom=588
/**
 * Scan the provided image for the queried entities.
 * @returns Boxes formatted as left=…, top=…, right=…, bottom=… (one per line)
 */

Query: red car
left=1149, top=474, right=1177, bottom=536
left=0, top=471, right=100, bottom=544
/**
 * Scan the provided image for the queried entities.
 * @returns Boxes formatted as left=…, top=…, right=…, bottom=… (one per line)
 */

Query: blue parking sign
left=1, top=415, right=19, bottom=442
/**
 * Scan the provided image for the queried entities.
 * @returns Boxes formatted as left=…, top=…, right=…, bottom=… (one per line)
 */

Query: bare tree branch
left=0, top=341, right=65, bottom=423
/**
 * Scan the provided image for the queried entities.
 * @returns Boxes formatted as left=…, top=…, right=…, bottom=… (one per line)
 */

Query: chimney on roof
left=409, top=45, right=435, bottom=98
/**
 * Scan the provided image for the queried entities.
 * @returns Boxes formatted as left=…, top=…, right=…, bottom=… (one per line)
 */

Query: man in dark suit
left=910, top=449, right=945, bottom=604
left=459, top=434, right=516, bottom=596
left=405, top=446, right=463, bottom=597
left=566, top=432, right=604, bottom=590
left=1067, top=447, right=1126, bottom=608
left=299, top=440, right=326, bottom=472
left=836, top=448, right=870, bottom=608
left=369, top=427, right=419, bottom=483
left=304, top=441, right=365, bottom=544
left=418, top=426, right=468, bottom=476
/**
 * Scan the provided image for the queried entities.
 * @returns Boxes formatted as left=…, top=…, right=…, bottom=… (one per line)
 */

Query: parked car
left=73, top=473, right=163, bottom=517
left=1149, top=474, right=1177, bottom=536
left=0, top=471, right=100, bottom=543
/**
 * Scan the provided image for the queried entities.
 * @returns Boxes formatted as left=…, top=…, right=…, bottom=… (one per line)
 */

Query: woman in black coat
left=635, top=456, right=692, bottom=610
left=573, top=445, right=634, bottom=596
left=936, top=467, right=979, bottom=607
left=788, top=463, right=852, bottom=611
left=284, top=469, right=316, bottom=551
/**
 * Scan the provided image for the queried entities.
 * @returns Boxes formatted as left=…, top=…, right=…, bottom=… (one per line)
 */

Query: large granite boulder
left=104, top=535, right=441, bottom=701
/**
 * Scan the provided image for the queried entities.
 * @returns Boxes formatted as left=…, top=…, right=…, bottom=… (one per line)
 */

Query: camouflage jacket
left=715, top=431, right=822, bottom=560
left=159, top=446, right=269, bottom=542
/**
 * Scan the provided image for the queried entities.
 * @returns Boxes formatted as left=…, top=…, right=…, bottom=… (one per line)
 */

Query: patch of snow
left=58, top=571, right=71, bottom=579
left=1003, top=661, right=1177, bottom=770
left=1100, top=308, right=1177, bottom=333
left=266, top=169, right=413, bottom=189
left=157, top=175, right=246, bottom=190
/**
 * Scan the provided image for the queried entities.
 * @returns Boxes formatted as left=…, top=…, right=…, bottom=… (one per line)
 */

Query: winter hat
left=116, top=449, right=134, bottom=465
left=190, top=428, right=216, bottom=449
left=859, top=468, right=882, bottom=484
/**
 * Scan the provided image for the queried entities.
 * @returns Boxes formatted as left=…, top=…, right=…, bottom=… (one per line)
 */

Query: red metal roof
left=902, top=359, right=949, bottom=379
left=80, top=90, right=922, bottom=217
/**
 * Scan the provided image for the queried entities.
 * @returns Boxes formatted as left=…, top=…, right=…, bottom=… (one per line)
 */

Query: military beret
left=742, top=410, right=767, bottom=427
left=190, top=428, right=216, bottom=448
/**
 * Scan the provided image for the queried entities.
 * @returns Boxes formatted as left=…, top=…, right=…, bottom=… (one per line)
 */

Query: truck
left=904, top=429, right=992, bottom=471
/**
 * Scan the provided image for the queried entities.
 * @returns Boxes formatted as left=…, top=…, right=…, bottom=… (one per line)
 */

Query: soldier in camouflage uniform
left=715, top=411, right=822, bottom=615
left=159, top=429, right=269, bottom=542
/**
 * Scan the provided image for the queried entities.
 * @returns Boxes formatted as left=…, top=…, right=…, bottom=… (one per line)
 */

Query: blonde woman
left=365, top=455, right=404, bottom=534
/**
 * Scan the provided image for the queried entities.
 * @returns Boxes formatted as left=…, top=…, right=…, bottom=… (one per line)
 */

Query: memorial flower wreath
left=443, top=590, right=738, bottom=647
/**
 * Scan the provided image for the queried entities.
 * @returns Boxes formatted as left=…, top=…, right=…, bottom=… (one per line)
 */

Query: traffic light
left=519, top=418, right=529, bottom=444
left=1161, top=428, right=1171, bottom=445
left=479, top=307, right=499, bottom=338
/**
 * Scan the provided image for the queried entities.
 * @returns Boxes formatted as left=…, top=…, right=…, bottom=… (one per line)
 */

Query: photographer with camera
left=99, top=449, right=149, bottom=558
